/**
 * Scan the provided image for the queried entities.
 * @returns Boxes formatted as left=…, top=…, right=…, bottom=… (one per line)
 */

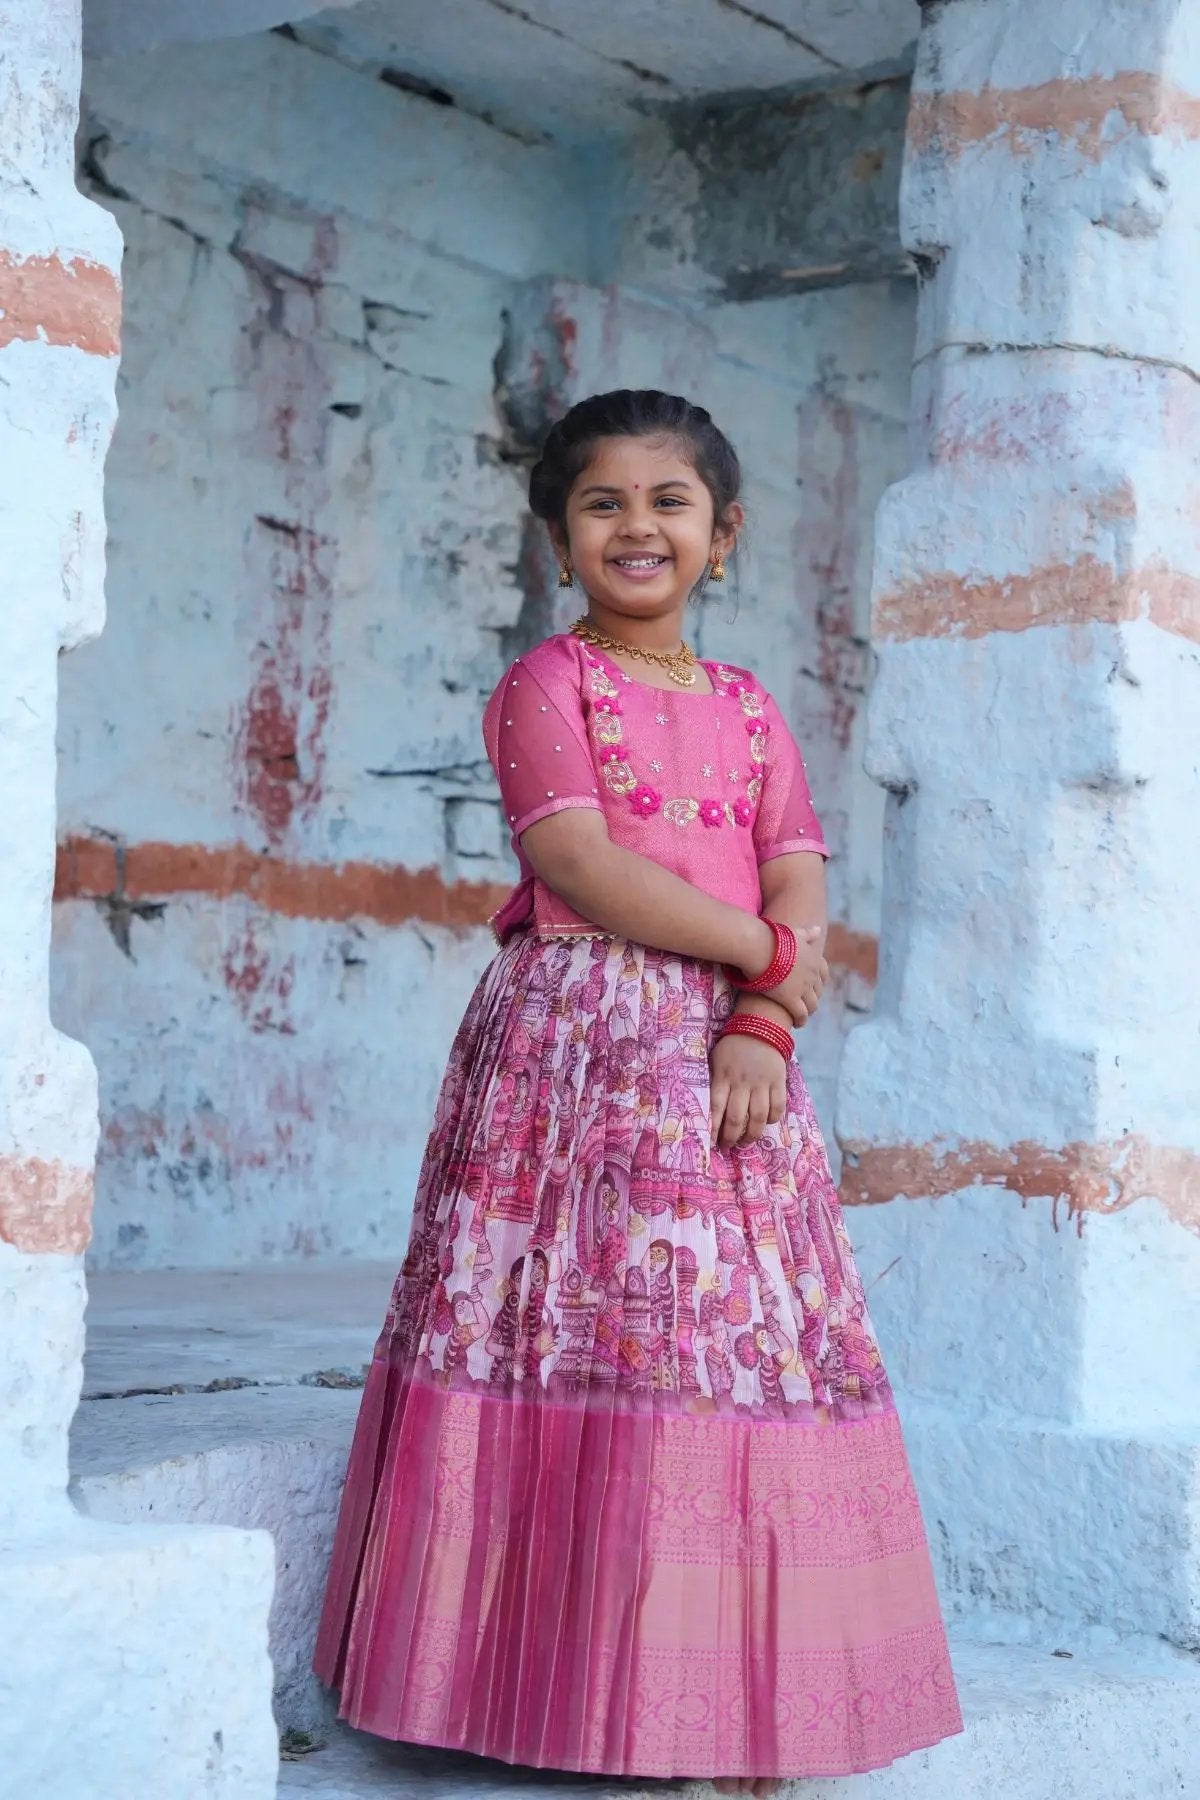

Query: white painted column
left=839, top=0, right=1200, bottom=1648
left=0, top=0, right=121, bottom=1525
left=0, top=4, right=277, bottom=1791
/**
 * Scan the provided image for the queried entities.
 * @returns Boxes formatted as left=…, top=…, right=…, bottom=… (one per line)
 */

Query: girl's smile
left=607, top=551, right=673, bottom=582
left=552, top=434, right=741, bottom=642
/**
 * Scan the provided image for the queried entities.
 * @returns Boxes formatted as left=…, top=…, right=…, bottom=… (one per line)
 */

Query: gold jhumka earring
left=709, top=548, right=725, bottom=582
left=558, top=557, right=574, bottom=588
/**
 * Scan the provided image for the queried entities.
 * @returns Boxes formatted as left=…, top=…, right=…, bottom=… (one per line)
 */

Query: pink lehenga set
left=315, top=633, right=962, bottom=1778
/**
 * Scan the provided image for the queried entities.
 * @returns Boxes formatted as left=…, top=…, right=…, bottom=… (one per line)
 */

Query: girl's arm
left=520, top=807, right=776, bottom=975
left=735, top=850, right=828, bottom=1025
left=709, top=852, right=829, bottom=1149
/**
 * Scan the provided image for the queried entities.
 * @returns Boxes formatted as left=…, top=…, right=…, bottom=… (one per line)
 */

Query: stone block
left=0, top=1515, right=277, bottom=1800
left=72, top=1382, right=363, bottom=1734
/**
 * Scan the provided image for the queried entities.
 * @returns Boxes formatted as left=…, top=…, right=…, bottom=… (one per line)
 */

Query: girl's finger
left=721, top=1086, right=750, bottom=1147
left=742, top=1091, right=770, bottom=1144
left=710, top=1075, right=729, bottom=1148
left=767, top=1076, right=786, bottom=1124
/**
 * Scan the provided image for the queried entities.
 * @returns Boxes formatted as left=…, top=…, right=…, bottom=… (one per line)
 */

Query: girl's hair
left=528, top=389, right=741, bottom=530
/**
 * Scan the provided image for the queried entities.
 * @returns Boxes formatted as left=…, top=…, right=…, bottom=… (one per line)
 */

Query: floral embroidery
left=584, top=651, right=768, bottom=834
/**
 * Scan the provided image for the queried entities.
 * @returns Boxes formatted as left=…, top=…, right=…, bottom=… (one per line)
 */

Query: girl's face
left=552, top=434, right=741, bottom=628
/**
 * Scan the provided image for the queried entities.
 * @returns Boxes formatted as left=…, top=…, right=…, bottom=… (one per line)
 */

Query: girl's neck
left=579, top=602, right=689, bottom=653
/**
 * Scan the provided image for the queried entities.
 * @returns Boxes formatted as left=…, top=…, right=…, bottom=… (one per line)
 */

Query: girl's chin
left=589, top=572, right=695, bottom=609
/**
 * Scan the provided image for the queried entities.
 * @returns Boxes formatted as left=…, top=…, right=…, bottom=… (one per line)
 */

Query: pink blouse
left=481, top=632, right=828, bottom=943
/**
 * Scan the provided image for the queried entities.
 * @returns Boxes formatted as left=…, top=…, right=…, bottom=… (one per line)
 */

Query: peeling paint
left=0, top=250, right=121, bottom=355
left=840, top=1133, right=1200, bottom=1238
left=0, top=1154, right=93, bottom=1254
left=908, top=73, right=1200, bottom=163
left=873, top=555, right=1200, bottom=643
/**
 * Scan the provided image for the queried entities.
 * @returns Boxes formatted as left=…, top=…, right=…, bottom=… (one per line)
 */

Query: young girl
left=314, top=390, right=963, bottom=1788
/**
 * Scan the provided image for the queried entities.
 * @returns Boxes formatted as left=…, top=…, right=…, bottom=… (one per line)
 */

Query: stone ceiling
left=84, top=0, right=919, bottom=139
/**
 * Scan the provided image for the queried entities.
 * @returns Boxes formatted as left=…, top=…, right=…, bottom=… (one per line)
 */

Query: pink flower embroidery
left=727, top=680, right=745, bottom=698
left=749, top=760, right=765, bottom=780
left=630, top=784, right=662, bottom=817
left=745, top=716, right=770, bottom=737
left=732, top=797, right=753, bottom=827
left=598, top=745, right=621, bottom=764
left=699, top=798, right=724, bottom=828
left=595, top=696, right=622, bottom=716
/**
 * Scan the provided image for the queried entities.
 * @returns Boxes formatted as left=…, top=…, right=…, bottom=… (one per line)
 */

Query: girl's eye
left=656, top=495, right=687, bottom=508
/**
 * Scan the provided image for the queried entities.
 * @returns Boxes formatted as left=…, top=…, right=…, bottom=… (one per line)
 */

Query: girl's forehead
left=576, top=433, right=694, bottom=487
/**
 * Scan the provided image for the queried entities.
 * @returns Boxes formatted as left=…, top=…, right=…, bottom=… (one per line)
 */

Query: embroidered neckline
left=581, top=652, right=768, bottom=831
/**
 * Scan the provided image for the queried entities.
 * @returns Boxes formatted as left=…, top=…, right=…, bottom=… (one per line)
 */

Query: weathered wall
left=53, top=27, right=913, bottom=1267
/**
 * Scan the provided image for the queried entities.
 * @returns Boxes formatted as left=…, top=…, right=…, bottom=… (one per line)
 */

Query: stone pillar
left=0, top=0, right=121, bottom=1527
left=0, top=4, right=277, bottom=1791
left=839, top=0, right=1200, bottom=1650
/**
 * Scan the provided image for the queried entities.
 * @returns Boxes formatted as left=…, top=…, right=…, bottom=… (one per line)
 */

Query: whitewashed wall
left=53, top=28, right=914, bottom=1267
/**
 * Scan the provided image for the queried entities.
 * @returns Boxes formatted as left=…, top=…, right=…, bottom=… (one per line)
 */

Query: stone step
left=71, top=1381, right=361, bottom=1735
left=276, top=1643, right=1200, bottom=1799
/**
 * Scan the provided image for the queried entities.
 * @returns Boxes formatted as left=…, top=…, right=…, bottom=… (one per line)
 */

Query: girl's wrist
left=733, top=915, right=778, bottom=982
left=734, top=993, right=792, bottom=1026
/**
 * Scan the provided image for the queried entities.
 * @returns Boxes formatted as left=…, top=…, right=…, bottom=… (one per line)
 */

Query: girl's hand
left=765, top=929, right=828, bottom=1028
left=709, top=1031, right=788, bottom=1150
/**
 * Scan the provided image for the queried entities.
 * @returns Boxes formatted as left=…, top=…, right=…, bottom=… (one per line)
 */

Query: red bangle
left=724, top=917, right=797, bottom=995
left=718, top=1012, right=794, bottom=1064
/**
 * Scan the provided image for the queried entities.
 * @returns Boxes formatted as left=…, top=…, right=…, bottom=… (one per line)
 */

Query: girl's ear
left=712, top=500, right=745, bottom=558
left=547, top=521, right=568, bottom=561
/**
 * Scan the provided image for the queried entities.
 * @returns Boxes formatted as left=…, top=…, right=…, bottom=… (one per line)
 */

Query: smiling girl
left=314, top=391, right=962, bottom=1789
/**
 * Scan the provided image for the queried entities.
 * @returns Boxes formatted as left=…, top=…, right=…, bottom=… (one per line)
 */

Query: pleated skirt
left=314, top=932, right=962, bottom=1777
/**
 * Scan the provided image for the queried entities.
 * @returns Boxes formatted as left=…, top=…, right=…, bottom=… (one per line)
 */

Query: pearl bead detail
left=546, top=789, right=555, bottom=797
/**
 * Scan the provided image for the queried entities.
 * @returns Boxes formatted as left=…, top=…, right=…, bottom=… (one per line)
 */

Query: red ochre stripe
left=54, top=835, right=877, bottom=979
left=840, top=1134, right=1200, bottom=1234
left=0, top=250, right=121, bottom=356
left=0, top=1154, right=93, bottom=1254
left=908, top=72, right=1200, bottom=161
left=54, top=835, right=513, bottom=930
left=873, top=557, right=1200, bottom=644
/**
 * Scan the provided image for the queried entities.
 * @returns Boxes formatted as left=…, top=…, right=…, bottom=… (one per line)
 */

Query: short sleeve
left=482, top=656, right=603, bottom=840
left=753, top=692, right=829, bottom=865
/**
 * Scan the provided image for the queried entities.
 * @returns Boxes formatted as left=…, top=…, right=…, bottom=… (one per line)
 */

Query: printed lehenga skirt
left=314, top=932, right=962, bottom=1778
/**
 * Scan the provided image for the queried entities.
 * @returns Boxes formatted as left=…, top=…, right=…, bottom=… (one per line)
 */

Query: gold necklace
left=570, top=615, right=699, bottom=688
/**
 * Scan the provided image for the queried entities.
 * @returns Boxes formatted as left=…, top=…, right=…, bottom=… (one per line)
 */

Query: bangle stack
left=718, top=1012, right=794, bottom=1064
left=724, top=917, right=797, bottom=994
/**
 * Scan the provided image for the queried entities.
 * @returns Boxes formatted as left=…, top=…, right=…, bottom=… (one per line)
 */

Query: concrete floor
left=82, top=1262, right=397, bottom=1396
